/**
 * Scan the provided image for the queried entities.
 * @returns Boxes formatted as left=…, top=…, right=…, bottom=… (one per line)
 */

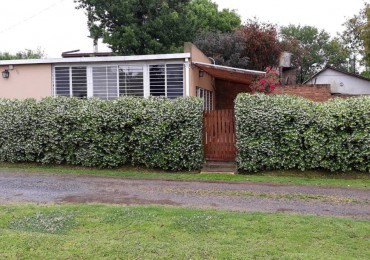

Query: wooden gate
left=203, top=109, right=236, bottom=161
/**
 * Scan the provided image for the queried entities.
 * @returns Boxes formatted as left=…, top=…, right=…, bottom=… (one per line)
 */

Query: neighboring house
left=304, top=66, right=370, bottom=96
left=0, top=43, right=265, bottom=111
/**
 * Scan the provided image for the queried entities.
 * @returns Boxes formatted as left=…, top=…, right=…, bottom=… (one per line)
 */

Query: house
left=0, top=43, right=265, bottom=111
left=304, top=66, right=370, bottom=96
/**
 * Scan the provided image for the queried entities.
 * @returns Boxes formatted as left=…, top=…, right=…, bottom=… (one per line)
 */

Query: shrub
left=235, top=94, right=370, bottom=173
left=304, top=98, right=370, bottom=172
left=0, top=97, right=203, bottom=171
left=250, top=67, right=280, bottom=94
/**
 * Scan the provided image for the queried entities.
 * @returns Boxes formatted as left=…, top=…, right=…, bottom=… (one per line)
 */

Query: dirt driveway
left=0, top=171, right=369, bottom=219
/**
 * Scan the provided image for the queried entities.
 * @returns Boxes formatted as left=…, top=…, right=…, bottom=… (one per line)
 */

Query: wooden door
left=203, top=109, right=236, bottom=161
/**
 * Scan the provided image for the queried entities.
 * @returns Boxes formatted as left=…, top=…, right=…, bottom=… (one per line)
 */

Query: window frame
left=53, top=66, right=88, bottom=98
left=53, top=61, right=186, bottom=99
left=147, top=62, right=185, bottom=98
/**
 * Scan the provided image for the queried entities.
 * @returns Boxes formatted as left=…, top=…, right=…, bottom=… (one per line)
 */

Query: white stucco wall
left=306, top=68, right=370, bottom=95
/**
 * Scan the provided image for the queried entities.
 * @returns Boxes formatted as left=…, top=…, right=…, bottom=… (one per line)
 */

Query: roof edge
left=303, top=65, right=370, bottom=84
left=0, top=53, right=191, bottom=65
left=192, top=62, right=265, bottom=76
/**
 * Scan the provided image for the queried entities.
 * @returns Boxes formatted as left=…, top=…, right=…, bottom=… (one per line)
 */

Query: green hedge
left=0, top=97, right=204, bottom=171
left=235, top=94, right=370, bottom=173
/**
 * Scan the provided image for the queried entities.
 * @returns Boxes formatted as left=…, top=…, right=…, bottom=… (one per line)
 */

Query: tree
left=280, top=25, right=348, bottom=83
left=195, top=19, right=281, bottom=70
left=238, top=19, right=282, bottom=70
left=363, top=5, right=370, bottom=67
left=340, top=4, right=367, bottom=73
left=0, top=49, right=44, bottom=60
left=279, top=35, right=309, bottom=76
left=194, top=30, right=249, bottom=68
left=187, top=0, right=240, bottom=33
left=75, top=0, right=241, bottom=55
left=323, top=38, right=350, bottom=70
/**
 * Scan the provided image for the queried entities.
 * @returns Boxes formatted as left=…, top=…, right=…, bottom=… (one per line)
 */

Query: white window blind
left=53, top=62, right=185, bottom=99
left=166, top=64, right=184, bottom=98
left=71, top=67, right=88, bottom=98
left=54, top=67, right=70, bottom=97
left=92, top=66, right=118, bottom=100
left=119, top=65, right=144, bottom=97
left=149, top=65, right=166, bottom=96
left=149, top=64, right=184, bottom=98
left=54, top=66, right=87, bottom=98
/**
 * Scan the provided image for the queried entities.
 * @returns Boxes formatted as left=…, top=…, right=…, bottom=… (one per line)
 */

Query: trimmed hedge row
left=0, top=97, right=204, bottom=171
left=235, top=94, right=370, bottom=172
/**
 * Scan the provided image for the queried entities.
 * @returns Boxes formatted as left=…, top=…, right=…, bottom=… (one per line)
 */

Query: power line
left=0, top=0, right=66, bottom=35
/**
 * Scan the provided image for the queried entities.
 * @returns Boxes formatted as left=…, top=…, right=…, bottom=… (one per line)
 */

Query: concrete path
left=0, top=171, right=369, bottom=219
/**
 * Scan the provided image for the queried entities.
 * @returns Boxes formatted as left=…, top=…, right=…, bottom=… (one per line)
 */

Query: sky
left=0, top=0, right=368, bottom=58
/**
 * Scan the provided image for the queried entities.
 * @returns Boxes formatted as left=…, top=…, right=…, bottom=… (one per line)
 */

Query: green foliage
left=0, top=48, right=44, bottom=60
left=188, top=0, right=240, bottom=33
left=280, top=25, right=349, bottom=83
left=323, top=37, right=350, bottom=69
left=361, top=70, right=370, bottom=78
left=340, top=3, right=367, bottom=72
left=235, top=94, right=314, bottom=172
left=75, top=0, right=240, bottom=55
left=304, top=98, right=370, bottom=172
left=364, top=6, right=370, bottom=66
left=235, top=94, right=370, bottom=173
left=0, top=97, right=203, bottom=171
left=194, top=30, right=248, bottom=68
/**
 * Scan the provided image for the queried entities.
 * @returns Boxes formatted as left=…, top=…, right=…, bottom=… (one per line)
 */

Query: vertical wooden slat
left=203, top=109, right=236, bottom=161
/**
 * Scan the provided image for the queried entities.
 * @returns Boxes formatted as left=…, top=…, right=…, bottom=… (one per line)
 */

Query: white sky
left=0, top=0, right=368, bottom=58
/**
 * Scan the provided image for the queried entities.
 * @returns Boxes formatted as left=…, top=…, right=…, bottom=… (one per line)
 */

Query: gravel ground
left=0, top=171, right=369, bottom=219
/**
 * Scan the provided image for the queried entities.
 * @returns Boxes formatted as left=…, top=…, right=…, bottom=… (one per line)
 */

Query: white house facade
left=0, top=43, right=265, bottom=110
left=305, top=66, right=370, bottom=95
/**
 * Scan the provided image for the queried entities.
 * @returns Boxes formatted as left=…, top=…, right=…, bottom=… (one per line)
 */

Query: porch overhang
left=192, top=62, right=265, bottom=85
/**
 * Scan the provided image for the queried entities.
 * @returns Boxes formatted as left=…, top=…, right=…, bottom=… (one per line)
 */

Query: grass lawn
left=0, top=163, right=369, bottom=189
left=0, top=204, right=369, bottom=259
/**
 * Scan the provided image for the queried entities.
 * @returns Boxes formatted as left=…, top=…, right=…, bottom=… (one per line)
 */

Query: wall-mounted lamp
left=2, top=69, right=10, bottom=79
left=199, top=70, right=205, bottom=77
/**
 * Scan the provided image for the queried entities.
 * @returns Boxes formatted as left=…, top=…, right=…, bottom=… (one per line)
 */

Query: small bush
left=0, top=97, right=203, bottom=171
left=235, top=94, right=370, bottom=173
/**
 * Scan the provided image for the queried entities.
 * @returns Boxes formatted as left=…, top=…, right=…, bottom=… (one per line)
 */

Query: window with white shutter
left=119, top=65, right=144, bottom=97
left=71, top=67, right=88, bottom=98
left=149, top=65, right=166, bottom=96
left=54, top=66, right=87, bottom=98
left=53, top=61, right=185, bottom=99
left=166, top=64, right=184, bottom=98
left=149, top=64, right=184, bottom=98
left=54, top=67, right=70, bottom=97
left=92, top=66, right=118, bottom=100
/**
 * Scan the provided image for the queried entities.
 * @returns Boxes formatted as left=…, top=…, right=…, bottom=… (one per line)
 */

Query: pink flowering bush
left=250, top=67, right=280, bottom=94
